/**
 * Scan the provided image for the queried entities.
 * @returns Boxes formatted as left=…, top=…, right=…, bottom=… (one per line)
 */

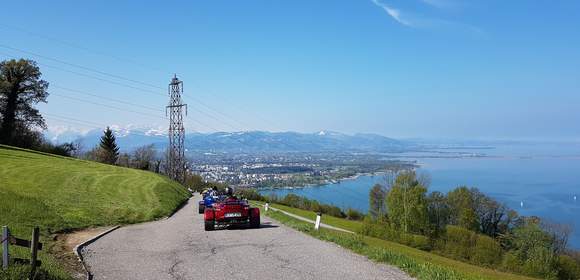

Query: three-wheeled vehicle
left=204, top=196, right=260, bottom=231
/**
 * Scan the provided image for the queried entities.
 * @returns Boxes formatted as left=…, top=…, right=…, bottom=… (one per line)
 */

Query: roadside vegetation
left=264, top=207, right=536, bottom=280
left=0, top=145, right=190, bottom=279
left=243, top=170, right=580, bottom=280
left=237, top=188, right=365, bottom=221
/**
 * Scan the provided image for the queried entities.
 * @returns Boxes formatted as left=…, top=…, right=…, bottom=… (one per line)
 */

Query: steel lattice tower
left=166, top=75, right=187, bottom=184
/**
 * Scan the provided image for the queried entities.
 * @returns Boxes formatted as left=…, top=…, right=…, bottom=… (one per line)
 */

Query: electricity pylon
left=166, top=75, right=187, bottom=184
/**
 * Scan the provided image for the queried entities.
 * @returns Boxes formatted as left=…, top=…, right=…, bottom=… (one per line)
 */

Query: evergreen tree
left=98, top=127, right=119, bottom=164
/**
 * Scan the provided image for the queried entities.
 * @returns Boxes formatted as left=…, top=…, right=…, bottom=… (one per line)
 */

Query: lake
left=260, top=142, right=580, bottom=247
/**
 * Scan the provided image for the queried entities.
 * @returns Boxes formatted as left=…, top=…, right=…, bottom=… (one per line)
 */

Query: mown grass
left=261, top=204, right=537, bottom=280
left=266, top=202, right=363, bottom=232
left=0, top=145, right=190, bottom=279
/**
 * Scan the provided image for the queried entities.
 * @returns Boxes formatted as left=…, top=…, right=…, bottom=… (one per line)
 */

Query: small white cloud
left=370, top=0, right=483, bottom=37
left=371, top=0, right=414, bottom=27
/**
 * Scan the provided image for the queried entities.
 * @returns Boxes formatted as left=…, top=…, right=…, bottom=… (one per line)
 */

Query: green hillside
left=0, top=145, right=190, bottom=279
left=255, top=202, right=538, bottom=280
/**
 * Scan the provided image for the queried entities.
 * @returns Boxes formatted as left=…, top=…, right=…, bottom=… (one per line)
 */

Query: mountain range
left=45, top=127, right=408, bottom=153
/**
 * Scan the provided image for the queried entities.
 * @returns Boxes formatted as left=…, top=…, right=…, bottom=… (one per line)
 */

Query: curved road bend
left=82, top=196, right=412, bottom=280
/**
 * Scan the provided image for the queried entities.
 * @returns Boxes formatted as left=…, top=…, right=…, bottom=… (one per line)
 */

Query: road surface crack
left=168, top=257, right=184, bottom=280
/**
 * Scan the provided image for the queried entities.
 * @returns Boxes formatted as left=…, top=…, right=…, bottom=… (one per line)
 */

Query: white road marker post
left=265, top=203, right=269, bottom=212
left=2, top=226, right=8, bottom=269
left=315, top=212, right=322, bottom=230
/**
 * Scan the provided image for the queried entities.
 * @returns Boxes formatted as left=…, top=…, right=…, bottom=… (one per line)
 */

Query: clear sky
left=1, top=0, right=579, bottom=140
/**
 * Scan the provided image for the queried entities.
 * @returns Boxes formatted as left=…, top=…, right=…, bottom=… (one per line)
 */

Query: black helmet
left=225, top=187, right=234, bottom=196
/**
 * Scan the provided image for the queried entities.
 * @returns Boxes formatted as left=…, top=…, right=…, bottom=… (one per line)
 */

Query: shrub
left=346, top=208, right=364, bottom=220
left=502, top=251, right=522, bottom=273
left=281, top=193, right=302, bottom=208
left=361, top=219, right=431, bottom=251
left=557, top=255, right=580, bottom=280
left=444, top=225, right=476, bottom=261
left=472, top=235, right=503, bottom=267
left=236, top=188, right=265, bottom=201
left=521, top=246, right=558, bottom=279
left=361, top=219, right=399, bottom=241
left=409, top=234, right=432, bottom=251
left=507, top=220, right=559, bottom=278
left=269, top=194, right=346, bottom=218
left=319, top=204, right=345, bottom=218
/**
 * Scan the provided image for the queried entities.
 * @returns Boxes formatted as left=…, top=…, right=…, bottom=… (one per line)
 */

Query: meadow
left=0, top=145, right=190, bottom=279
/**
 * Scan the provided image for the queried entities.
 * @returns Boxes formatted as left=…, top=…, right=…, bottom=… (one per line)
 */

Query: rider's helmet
left=225, top=187, right=234, bottom=196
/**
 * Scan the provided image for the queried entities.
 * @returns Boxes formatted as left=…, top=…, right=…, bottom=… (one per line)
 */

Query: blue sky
left=1, top=0, right=579, bottom=140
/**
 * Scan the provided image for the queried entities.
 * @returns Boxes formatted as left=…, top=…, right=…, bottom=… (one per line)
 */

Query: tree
left=117, top=153, right=131, bottom=167
left=427, top=191, right=450, bottom=235
left=447, top=186, right=479, bottom=231
left=71, top=138, right=85, bottom=158
left=505, top=217, right=559, bottom=278
left=132, top=144, right=156, bottom=170
left=541, top=220, right=572, bottom=255
left=386, top=171, right=429, bottom=234
left=0, top=59, right=49, bottom=146
left=98, top=127, right=119, bottom=164
left=368, top=183, right=386, bottom=220
left=184, top=173, right=205, bottom=192
left=472, top=190, right=510, bottom=237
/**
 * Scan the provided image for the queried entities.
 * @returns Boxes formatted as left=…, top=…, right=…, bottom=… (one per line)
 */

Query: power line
left=0, top=51, right=166, bottom=99
left=184, top=80, right=281, bottom=130
left=50, top=92, right=167, bottom=121
left=0, top=49, right=260, bottom=134
left=52, top=85, right=162, bottom=113
left=0, top=47, right=262, bottom=132
left=0, top=44, right=310, bottom=154
left=43, top=113, right=167, bottom=140
left=0, top=43, right=164, bottom=90
left=49, top=87, right=227, bottom=136
left=49, top=84, right=229, bottom=134
left=0, top=34, right=283, bottom=134
left=0, top=23, right=171, bottom=75
left=0, top=46, right=302, bottom=150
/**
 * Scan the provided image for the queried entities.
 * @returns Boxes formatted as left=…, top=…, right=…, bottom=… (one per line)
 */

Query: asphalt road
left=83, top=196, right=412, bottom=280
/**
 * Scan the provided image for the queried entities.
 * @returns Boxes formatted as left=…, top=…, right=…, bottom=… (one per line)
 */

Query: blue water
left=261, top=142, right=580, bottom=247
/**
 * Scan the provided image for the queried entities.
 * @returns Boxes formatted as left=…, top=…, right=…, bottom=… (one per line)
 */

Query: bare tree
left=369, top=184, right=387, bottom=221
left=417, top=171, right=432, bottom=188
left=132, top=144, right=156, bottom=170
left=71, top=138, right=84, bottom=158
left=383, top=171, right=396, bottom=191
left=542, top=220, right=572, bottom=254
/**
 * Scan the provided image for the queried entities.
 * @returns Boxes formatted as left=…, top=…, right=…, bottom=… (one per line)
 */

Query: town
left=188, top=152, right=415, bottom=188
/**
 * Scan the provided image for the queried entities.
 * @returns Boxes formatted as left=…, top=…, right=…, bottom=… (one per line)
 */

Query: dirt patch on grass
left=51, top=227, right=112, bottom=280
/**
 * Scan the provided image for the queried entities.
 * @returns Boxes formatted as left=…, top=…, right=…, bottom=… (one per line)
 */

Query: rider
left=223, top=187, right=238, bottom=201
left=209, top=186, right=218, bottom=197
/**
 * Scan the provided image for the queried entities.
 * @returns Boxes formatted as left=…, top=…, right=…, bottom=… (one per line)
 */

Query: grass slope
left=258, top=203, right=537, bottom=280
left=268, top=203, right=362, bottom=232
left=0, top=145, right=190, bottom=279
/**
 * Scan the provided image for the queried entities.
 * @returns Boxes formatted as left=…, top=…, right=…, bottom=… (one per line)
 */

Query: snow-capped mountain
left=44, top=126, right=406, bottom=153
left=45, top=125, right=167, bottom=151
